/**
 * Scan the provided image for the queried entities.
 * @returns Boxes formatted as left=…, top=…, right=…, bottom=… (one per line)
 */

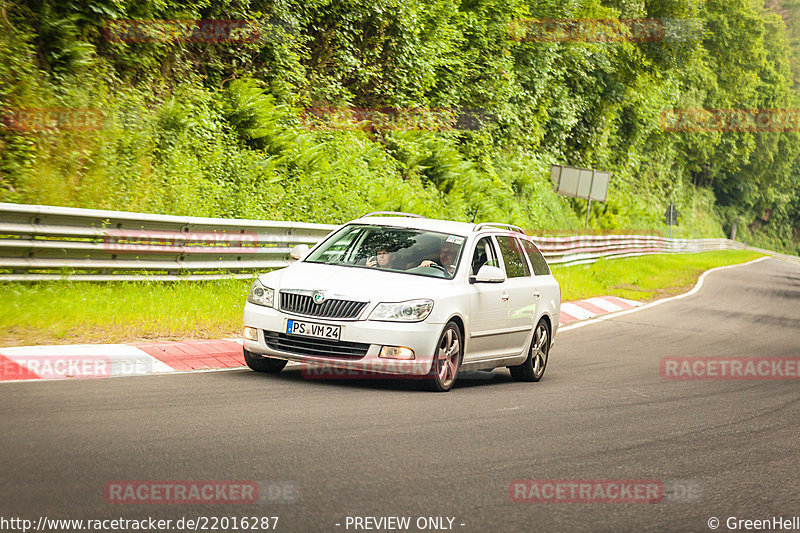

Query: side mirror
left=289, top=244, right=310, bottom=261
left=469, top=265, right=505, bottom=284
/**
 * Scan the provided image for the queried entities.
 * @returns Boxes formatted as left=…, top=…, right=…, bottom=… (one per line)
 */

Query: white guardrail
left=0, top=202, right=796, bottom=281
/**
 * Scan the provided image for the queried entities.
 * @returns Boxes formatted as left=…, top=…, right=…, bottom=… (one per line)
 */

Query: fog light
left=243, top=326, right=259, bottom=341
left=379, top=346, right=415, bottom=360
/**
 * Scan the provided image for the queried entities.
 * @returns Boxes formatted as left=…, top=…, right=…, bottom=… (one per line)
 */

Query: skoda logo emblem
left=312, top=291, right=326, bottom=304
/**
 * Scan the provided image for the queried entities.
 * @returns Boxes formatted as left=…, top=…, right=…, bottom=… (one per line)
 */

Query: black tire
left=425, top=322, right=463, bottom=392
left=243, top=348, right=287, bottom=374
left=509, top=318, right=550, bottom=382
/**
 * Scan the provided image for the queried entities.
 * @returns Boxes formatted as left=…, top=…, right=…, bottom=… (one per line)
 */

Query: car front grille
left=263, top=331, right=370, bottom=359
left=279, top=291, right=368, bottom=319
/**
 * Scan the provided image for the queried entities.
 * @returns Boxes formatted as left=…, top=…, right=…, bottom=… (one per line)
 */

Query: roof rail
left=473, top=222, right=527, bottom=235
left=360, top=211, right=426, bottom=219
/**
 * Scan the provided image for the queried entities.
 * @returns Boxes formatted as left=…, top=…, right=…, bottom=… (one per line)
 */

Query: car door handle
left=501, top=293, right=509, bottom=302
left=533, top=290, right=541, bottom=298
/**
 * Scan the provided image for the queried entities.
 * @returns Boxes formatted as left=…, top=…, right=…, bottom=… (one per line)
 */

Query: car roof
left=349, top=215, right=477, bottom=236
left=349, top=215, right=529, bottom=238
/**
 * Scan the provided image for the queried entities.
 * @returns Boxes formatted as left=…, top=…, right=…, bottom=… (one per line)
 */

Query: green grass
left=0, top=278, right=254, bottom=347
left=552, top=250, right=765, bottom=302
left=0, top=250, right=765, bottom=347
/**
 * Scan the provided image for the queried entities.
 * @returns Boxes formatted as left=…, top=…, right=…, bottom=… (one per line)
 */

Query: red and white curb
left=558, top=296, right=641, bottom=326
left=0, top=339, right=245, bottom=382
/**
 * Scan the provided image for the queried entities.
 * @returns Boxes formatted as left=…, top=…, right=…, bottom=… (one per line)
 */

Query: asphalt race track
left=1, top=258, right=799, bottom=533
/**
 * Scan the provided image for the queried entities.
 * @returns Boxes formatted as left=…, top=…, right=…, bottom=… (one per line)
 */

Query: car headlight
left=247, top=279, right=275, bottom=307
left=369, top=299, right=433, bottom=322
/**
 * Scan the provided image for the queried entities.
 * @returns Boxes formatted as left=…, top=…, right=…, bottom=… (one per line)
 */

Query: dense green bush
left=1, top=0, right=799, bottom=249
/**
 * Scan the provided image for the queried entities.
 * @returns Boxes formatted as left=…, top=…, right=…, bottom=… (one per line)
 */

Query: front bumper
left=243, top=302, right=443, bottom=376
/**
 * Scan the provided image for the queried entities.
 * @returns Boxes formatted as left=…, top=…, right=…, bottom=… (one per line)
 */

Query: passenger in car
left=366, top=247, right=396, bottom=269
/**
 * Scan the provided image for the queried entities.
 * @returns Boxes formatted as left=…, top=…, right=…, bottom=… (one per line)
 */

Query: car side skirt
left=461, top=354, right=529, bottom=371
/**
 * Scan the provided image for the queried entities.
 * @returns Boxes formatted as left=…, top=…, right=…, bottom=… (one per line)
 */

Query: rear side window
left=496, top=235, right=531, bottom=278
left=521, top=239, right=550, bottom=276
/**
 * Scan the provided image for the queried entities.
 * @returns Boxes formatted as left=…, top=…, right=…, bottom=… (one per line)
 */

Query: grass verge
left=551, top=250, right=764, bottom=302
left=0, top=250, right=765, bottom=346
left=0, top=278, right=254, bottom=347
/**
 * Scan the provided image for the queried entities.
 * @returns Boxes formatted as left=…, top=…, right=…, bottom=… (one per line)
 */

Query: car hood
left=259, top=261, right=452, bottom=302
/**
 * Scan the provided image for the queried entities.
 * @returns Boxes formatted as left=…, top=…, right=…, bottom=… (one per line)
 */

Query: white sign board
left=550, top=165, right=610, bottom=202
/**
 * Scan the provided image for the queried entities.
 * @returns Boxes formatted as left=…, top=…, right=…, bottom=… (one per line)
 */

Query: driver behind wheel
left=418, top=240, right=459, bottom=275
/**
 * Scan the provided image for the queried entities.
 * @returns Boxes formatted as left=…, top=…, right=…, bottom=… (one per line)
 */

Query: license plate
left=286, top=319, right=341, bottom=341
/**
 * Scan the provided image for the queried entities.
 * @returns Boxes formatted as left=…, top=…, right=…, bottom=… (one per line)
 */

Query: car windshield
left=304, top=224, right=466, bottom=279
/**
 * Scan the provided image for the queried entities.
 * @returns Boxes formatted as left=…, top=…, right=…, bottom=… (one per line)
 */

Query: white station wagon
left=242, top=212, right=561, bottom=391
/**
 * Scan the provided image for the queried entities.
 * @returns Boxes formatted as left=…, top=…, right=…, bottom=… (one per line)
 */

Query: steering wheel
left=427, top=262, right=448, bottom=273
